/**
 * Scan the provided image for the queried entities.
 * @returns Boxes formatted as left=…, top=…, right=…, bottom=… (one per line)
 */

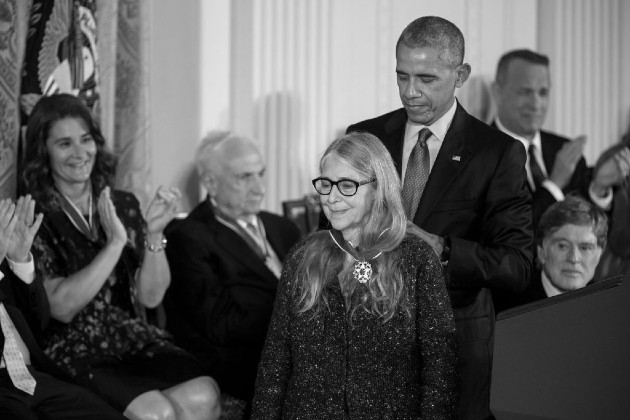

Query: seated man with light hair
left=163, top=131, right=301, bottom=406
left=525, top=195, right=608, bottom=302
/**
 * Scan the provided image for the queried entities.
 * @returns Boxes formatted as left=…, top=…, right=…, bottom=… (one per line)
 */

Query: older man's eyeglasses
left=312, top=177, right=376, bottom=197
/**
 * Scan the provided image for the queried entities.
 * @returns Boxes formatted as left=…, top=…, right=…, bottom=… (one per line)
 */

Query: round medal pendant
left=353, top=260, right=373, bottom=284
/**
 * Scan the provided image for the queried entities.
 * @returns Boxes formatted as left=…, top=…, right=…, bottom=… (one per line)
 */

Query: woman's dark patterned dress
left=32, top=190, right=179, bottom=375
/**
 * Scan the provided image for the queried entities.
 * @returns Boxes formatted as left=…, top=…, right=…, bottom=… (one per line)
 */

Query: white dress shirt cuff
left=588, top=182, right=613, bottom=210
left=6, top=253, right=35, bottom=284
left=541, top=180, right=565, bottom=202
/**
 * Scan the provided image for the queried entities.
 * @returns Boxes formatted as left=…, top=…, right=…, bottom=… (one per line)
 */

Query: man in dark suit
left=164, top=131, right=301, bottom=404
left=491, top=49, right=630, bottom=227
left=490, top=49, right=628, bottom=312
left=515, top=195, right=608, bottom=306
left=345, top=16, right=533, bottom=420
left=0, top=196, right=124, bottom=419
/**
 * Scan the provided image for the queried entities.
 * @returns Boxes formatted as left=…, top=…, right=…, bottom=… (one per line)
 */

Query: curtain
left=0, top=0, right=32, bottom=199
left=98, top=0, right=152, bottom=209
left=538, top=0, right=630, bottom=165
left=0, top=0, right=151, bottom=209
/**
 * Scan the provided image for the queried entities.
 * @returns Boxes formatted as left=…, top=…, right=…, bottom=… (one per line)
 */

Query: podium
left=491, top=275, right=630, bottom=420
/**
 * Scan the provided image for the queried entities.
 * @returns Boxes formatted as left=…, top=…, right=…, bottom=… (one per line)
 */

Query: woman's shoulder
left=398, top=233, right=437, bottom=261
left=281, top=231, right=332, bottom=276
left=285, top=231, right=327, bottom=261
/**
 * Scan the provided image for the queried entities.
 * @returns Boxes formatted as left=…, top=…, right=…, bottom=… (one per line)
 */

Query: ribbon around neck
left=328, top=229, right=383, bottom=263
left=329, top=229, right=383, bottom=284
left=58, top=190, right=99, bottom=242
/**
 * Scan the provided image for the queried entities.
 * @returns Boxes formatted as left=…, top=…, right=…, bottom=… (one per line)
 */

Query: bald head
left=196, top=131, right=262, bottom=177
left=196, top=131, right=266, bottom=220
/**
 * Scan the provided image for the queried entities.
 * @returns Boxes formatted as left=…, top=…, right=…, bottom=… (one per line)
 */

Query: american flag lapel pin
left=452, top=155, right=461, bottom=161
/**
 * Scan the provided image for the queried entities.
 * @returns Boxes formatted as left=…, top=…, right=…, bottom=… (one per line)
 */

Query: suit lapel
left=540, top=131, right=559, bottom=171
left=259, top=214, right=288, bottom=260
left=199, top=202, right=279, bottom=287
left=382, top=109, right=409, bottom=177
left=414, top=104, right=473, bottom=226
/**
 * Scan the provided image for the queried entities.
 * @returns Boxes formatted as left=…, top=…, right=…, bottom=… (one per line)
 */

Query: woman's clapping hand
left=146, top=186, right=181, bottom=235
left=98, top=187, right=128, bottom=246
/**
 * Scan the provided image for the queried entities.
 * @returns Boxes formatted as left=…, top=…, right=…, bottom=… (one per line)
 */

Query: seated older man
left=520, top=195, right=608, bottom=303
left=164, top=131, right=301, bottom=404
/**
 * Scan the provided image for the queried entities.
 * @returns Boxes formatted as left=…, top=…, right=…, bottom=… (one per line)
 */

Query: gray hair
left=320, top=131, right=407, bottom=253
left=195, top=130, right=260, bottom=177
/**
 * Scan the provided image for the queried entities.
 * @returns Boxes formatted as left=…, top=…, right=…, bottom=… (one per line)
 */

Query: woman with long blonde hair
left=252, top=131, right=458, bottom=419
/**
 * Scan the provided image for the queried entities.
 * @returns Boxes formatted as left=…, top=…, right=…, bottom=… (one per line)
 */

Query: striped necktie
left=402, top=128, right=432, bottom=219
left=0, top=303, right=36, bottom=395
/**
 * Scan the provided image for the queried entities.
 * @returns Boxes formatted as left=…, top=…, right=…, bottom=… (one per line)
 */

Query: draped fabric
left=0, top=0, right=151, bottom=210
left=539, top=0, right=630, bottom=165
left=0, top=0, right=32, bottom=199
left=21, top=0, right=100, bottom=112
left=98, top=0, right=152, bottom=209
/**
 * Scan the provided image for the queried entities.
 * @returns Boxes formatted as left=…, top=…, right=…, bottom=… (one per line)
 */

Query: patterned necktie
left=246, top=222, right=282, bottom=278
left=528, top=143, right=546, bottom=190
left=245, top=222, right=266, bottom=257
left=402, top=128, right=433, bottom=219
left=0, top=303, right=36, bottom=395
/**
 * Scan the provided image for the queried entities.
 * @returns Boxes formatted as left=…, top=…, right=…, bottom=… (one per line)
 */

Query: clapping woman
left=20, top=94, right=220, bottom=420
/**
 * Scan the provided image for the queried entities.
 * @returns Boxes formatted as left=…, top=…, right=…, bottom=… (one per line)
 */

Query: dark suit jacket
left=164, top=200, right=301, bottom=400
left=0, top=263, right=67, bottom=379
left=491, top=124, right=591, bottom=227
left=509, top=270, right=598, bottom=309
left=1, top=264, right=126, bottom=418
left=347, top=104, right=533, bottom=420
left=511, top=270, right=547, bottom=307
left=532, top=130, right=592, bottom=228
left=492, top=126, right=592, bottom=314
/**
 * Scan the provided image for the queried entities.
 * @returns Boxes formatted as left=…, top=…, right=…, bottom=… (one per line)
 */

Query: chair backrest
left=282, top=194, right=323, bottom=237
left=282, top=199, right=309, bottom=236
left=304, top=193, right=323, bottom=233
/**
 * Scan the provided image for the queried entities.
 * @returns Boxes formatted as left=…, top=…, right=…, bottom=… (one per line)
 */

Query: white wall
left=149, top=0, right=202, bottom=211
left=538, top=0, right=630, bottom=165
left=200, top=0, right=538, bottom=213
left=149, top=0, right=629, bottom=213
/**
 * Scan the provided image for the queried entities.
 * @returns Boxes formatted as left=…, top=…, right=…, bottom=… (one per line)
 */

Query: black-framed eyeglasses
left=312, top=177, right=376, bottom=197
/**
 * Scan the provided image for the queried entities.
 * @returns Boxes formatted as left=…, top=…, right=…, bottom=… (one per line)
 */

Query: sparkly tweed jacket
left=251, top=234, right=458, bottom=419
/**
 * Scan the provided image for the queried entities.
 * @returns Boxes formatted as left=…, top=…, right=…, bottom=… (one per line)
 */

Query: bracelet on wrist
left=144, top=236, right=167, bottom=252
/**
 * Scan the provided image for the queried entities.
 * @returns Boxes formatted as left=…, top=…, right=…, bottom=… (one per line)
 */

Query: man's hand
left=0, top=198, right=17, bottom=262
left=416, top=227, right=445, bottom=258
left=549, top=135, right=586, bottom=189
left=592, top=146, right=630, bottom=197
left=7, top=195, right=44, bottom=262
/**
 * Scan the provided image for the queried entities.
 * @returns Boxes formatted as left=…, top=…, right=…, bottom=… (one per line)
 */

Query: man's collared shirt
left=495, top=118, right=564, bottom=200
left=402, top=99, right=457, bottom=181
left=211, top=199, right=282, bottom=278
left=541, top=271, right=563, bottom=298
left=0, top=257, right=36, bottom=368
